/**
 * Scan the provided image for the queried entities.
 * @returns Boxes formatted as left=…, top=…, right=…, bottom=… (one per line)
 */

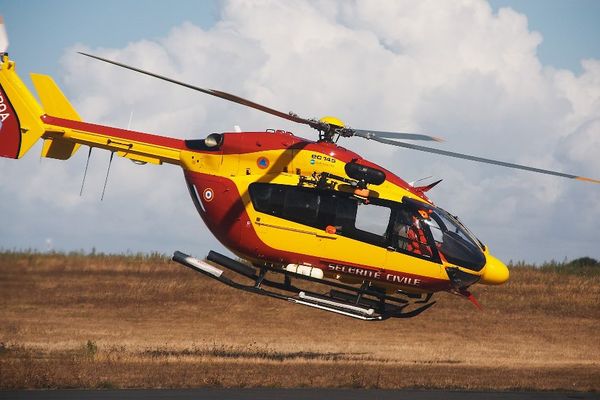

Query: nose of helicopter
left=479, top=254, right=510, bottom=285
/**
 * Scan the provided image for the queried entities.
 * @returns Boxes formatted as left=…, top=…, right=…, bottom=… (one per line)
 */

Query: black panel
left=446, top=267, right=480, bottom=289
left=440, top=231, right=486, bottom=271
left=344, top=162, right=386, bottom=185
left=185, top=133, right=224, bottom=151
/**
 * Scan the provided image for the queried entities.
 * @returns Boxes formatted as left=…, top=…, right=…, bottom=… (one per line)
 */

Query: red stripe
left=41, top=115, right=186, bottom=149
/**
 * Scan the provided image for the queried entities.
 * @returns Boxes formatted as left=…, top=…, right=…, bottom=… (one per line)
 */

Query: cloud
left=1, top=0, right=599, bottom=263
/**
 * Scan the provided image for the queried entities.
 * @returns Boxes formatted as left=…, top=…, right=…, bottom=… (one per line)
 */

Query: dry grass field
left=0, top=251, right=598, bottom=390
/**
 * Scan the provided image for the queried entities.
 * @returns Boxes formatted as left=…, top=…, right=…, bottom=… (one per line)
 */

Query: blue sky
left=2, top=0, right=598, bottom=78
left=489, top=0, right=600, bottom=72
left=2, top=0, right=219, bottom=81
left=1, top=1, right=599, bottom=263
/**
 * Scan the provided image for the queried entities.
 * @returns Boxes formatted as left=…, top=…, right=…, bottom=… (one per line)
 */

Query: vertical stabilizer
left=31, top=73, right=82, bottom=159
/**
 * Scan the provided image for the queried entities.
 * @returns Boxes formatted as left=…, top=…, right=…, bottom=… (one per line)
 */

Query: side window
left=249, top=183, right=396, bottom=249
left=249, top=183, right=285, bottom=216
left=391, top=207, right=434, bottom=259
left=249, top=183, right=320, bottom=227
left=355, top=203, right=390, bottom=236
left=318, top=193, right=357, bottom=231
left=346, top=203, right=392, bottom=247
left=283, top=188, right=319, bottom=226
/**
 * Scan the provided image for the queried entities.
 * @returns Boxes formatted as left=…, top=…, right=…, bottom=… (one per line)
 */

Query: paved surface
left=1, top=389, right=598, bottom=400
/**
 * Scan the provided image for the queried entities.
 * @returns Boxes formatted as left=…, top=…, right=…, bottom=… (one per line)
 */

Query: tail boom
left=41, top=115, right=184, bottom=165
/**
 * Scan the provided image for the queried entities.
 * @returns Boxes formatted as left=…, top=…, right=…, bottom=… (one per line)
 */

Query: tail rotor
left=0, top=16, right=8, bottom=54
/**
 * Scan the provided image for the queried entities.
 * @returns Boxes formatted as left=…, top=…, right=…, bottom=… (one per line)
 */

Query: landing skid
left=172, top=250, right=436, bottom=321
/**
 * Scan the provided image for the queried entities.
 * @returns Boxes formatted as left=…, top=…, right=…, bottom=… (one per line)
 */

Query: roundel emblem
left=257, top=156, right=270, bottom=169
left=203, top=188, right=214, bottom=202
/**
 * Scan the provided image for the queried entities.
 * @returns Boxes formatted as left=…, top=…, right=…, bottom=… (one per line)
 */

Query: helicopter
left=1, top=44, right=598, bottom=320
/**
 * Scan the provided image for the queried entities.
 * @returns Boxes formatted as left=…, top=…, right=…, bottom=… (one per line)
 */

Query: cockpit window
left=426, top=207, right=481, bottom=250
left=425, top=216, right=444, bottom=244
left=390, top=208, right=434, bottom=259
left=401, top=197, right=485, bottom=271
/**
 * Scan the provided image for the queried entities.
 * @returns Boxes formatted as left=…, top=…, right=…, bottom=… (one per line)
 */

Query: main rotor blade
left=78, top=52, right=317, bottom=128
left=370, top=136, right=600, bottom=183
left=352, top=128, right=443, bottom=142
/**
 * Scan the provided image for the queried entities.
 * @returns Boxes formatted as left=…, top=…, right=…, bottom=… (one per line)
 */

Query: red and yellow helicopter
left=1, top=39, right=598, bottom=319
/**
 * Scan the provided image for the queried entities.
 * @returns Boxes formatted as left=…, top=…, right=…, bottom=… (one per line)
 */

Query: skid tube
left=172, top=250, right=436, bottom=321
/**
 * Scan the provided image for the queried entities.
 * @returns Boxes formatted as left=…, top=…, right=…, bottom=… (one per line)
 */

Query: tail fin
left=31, top=73, right=81, bottom=159
left=0, top=54, right=46, bottom=158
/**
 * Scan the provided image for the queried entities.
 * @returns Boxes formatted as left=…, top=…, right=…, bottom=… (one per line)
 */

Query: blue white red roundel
left=203, top=188, right=214, bottom=202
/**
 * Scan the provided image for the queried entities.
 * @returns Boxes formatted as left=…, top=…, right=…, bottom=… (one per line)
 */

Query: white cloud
left=1, top=0, right=599, bottom=263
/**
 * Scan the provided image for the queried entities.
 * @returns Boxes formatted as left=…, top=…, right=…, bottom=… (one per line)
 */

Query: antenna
left=80, top=146, right=93, bottom=196
left=101, top=152, right=115, bottom=201
left=127, top=110, right=134, bottom=130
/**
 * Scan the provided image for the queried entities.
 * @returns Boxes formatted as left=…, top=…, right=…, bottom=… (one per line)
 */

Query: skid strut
left=172, top=250, right=435, bottom=320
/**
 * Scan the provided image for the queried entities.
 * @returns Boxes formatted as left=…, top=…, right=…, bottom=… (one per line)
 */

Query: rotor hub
left=317, top=116, right=349, bottom=142
left=319, top=116, right=346, bottom=129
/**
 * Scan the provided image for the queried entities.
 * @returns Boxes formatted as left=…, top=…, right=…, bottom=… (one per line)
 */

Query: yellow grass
left=0, top=252, right=598, bottom=390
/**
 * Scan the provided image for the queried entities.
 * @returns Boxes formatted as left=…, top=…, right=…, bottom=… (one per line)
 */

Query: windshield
left=402, top=197, right=485, bottom=271
left=425, top=208, right=481, bottom=250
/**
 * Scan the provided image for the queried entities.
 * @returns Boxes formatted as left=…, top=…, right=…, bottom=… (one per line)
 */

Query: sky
left=0, top=0, right=599, bottom=264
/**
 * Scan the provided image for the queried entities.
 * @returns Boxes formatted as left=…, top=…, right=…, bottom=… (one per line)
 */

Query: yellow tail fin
left=31, top=73, right=81, bottom=159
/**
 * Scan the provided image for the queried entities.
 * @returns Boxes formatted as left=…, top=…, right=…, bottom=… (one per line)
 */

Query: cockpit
left=399, top=197, right=486, bottom=271
left=248, top=183, right=486, bottom=272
